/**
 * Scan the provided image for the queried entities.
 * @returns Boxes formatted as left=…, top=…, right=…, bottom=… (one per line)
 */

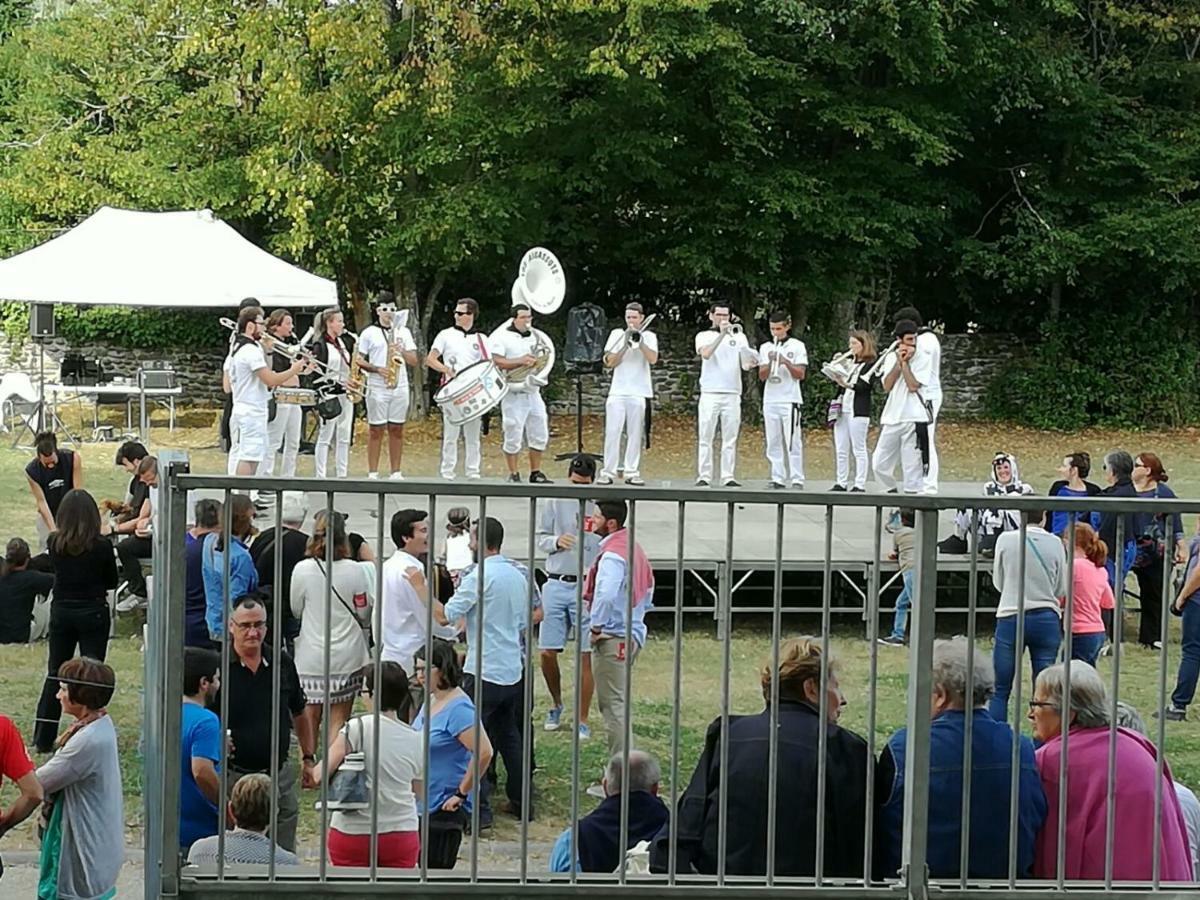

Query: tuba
left=491, top=320, right=556, bottom=392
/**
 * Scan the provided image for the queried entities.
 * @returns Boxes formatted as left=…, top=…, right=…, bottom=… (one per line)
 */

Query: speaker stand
left=555, top=365, right=603, bottom=463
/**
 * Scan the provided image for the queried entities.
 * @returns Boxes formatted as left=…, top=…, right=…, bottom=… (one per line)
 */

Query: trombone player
left=695, top=302, right=756, bottom=487
left=757, top=311, right=808, bottom=489
left=599, top=302, right=658, bottom=486
left=356, top=291, right=419, bottom=480
left=490, top=301, right=553, bottom=483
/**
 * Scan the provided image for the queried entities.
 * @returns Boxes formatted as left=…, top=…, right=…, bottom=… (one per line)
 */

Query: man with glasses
left=214, top=595, right=316, bottom=853
left=427, top=298, right=488, bottom=479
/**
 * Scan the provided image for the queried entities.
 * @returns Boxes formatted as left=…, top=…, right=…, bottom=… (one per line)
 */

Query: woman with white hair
left=1027, top=662, right=1193, bottom=880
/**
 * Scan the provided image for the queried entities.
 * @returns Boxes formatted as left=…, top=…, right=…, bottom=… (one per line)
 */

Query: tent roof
left=0, top=207, right=336, bottom=309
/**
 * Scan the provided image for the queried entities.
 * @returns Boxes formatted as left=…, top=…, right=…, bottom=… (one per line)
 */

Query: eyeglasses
left=454, top=310, right=470, bottom=317
left=233, top=620, right=267, bottom=632
left=1028, top=700, right=1058, bottom=711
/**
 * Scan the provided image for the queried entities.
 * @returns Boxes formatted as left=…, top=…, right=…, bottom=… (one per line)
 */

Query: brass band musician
left=356, top=291, right=419, bottom=480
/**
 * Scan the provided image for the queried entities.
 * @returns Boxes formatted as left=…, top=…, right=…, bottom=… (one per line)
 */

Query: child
left=442, top=507, right=473, bottom=585
left=880, top=509, right=916, bottom=646
left=1064, top=523, right=1113, bottom=665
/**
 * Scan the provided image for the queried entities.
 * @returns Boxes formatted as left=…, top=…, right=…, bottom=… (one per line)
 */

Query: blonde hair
left=230, top=773, right=274, bottom=832
left=761, top=637, right=835, bottom=702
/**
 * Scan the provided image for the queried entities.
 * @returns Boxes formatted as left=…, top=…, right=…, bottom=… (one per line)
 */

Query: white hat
left=280, top=491, right=308, bottom=526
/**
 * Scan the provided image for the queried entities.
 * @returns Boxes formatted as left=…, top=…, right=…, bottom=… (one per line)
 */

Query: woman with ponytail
left=1063, top=523, right=1113, bottom=665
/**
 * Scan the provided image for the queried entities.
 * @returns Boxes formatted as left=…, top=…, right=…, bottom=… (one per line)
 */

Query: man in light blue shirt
left=436, top=516, right=535, bottom=824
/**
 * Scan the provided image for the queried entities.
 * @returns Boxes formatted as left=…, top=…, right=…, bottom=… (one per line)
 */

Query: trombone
left=861, top=339, right=899, bottom=381
left=219, top=317, right=358, bottom=393
left=606, top=313, right=657, bottom=354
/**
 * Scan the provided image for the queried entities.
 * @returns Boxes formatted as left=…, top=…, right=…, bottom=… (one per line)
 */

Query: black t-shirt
left=125, top=477, right=150, bottom=522
left=48, top=536, right=119, bottom=604
left=0, top=569, right=54, bottom=643
left=249, top=527, right=309, bottom=635
left=217, top=650, right=306, bottom=772
left=26, top=449, right=76, bottom=519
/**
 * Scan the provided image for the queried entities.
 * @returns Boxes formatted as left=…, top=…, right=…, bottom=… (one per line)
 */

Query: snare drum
left=434, top=360, right=509, bottom=426
left=275, top=387, right=316, bottom=407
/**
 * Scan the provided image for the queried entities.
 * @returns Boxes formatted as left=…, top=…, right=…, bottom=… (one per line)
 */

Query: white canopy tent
left=0, top=206, right=337, bottom=308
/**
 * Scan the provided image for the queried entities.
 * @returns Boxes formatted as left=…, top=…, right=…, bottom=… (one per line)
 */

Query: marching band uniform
left=309, top=331, right=356, bottom=479
left=600, top=326, right=658, bottom=486
left=872, top=345, right=933, bottom=494
left=430, top=325, right=488, bottom=479
left=832, top=361, right=872, bottom=491
left=758, top=335, right=808, bottom=488
left=490, top=321, right=551, bottom=481
left=260, top=343, right=302, bottom=478
left=227, top=336, right=271, bottom=473
left=359, top=321, right=417, bottom=430
left=695, top=326, right=752, bottom=486
left=917, top=329, right=942, bottom=494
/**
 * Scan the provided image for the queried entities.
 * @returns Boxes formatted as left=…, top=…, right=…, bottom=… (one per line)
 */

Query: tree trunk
left=1049, top=279, right=1062, bottom=320
left=394, top=269, right=446, bottom=420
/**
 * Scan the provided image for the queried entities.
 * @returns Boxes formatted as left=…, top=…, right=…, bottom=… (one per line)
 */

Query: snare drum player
left=872, top=319, right=934, bottom=495
left=757, top=311, right=808, bottom=489
left=357, top=291, right=419, bottom=480
left=427, top=298, right=488, bottom=480
left=599, top=302, right=658, bottom=486
left=490, top=302, right=553, bottom=484
left=224, top=305, right=309, bottom=481
left=259, top=308, right=302, bottom=478
left=694, top=303, right=756, bottom=487
left=308, top=307, right=357, bottom=479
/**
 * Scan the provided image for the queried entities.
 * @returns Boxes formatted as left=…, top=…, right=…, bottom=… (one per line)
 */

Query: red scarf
left=583, top=528, right=654, bottom=608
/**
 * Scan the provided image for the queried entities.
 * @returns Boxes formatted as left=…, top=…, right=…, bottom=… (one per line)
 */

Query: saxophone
left=384, top=328, right=402, bottom=389
left=347, top=354, right=366, bottom=403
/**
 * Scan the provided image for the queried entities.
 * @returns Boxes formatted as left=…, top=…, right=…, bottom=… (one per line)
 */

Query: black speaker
left=564, top=303, right=607, bottom=368
left=30, top=303, right=55, bottom=338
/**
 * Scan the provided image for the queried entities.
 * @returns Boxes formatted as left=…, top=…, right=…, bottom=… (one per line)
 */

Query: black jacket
left=650, top=701, right=868, bottom=878
left=1098, top=477, right=1138, bottom=552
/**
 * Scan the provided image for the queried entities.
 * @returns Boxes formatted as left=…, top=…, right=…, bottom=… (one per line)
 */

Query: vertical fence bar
left=618, top=498, right=638, bottom=883
left=668, top=500, right=685, bottom=885
left=1152, top=538, right=1173, bottom=888
left=716, top=500, right=734, bottom=885
left=1007, top=515, right=1029, bottom=888
left=319, top=494, right=334, bottom=882
left=267, top=492, right=283, bottom=882
left=568, top=496, right=586, bottom=885
left=766, top=502, right=784, bottom=886
left=1105, top=516, right=1126, bottom=889
left=815, top=504, right=834, bottom=886
left=958, top=508, right=980, bottom=888
left=419, top=490, right=437, bottom=882
left=520, top=497, right=536, bottom=883
left=864, top=505, right=883, bottom=884
left=216, top=488, right=232, bottom=881
left=1056, top=517, right=1077, bottom=888
left=370, top=491, right=385, bottom=882
left=469, top=494, right=487, bottom=882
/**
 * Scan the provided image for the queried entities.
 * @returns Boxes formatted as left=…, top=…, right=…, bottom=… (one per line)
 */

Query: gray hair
left=604, top=751, right=661, bottom=796
left=1103, top=450, right=1134, bottom=481
left=1114, top=701, right=1147, bottom=736
left=931, top=637, right=995, bottom=708
left=1035, top=662, right=1110, bottom=729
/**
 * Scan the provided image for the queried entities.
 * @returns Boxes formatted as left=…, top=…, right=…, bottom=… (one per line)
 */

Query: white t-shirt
left=358, top=324, right=417, bottom=390
left=381, top=550, right=456, bottom=672
left=606, top=329, right=658, bottom=398
left=489, top=327, right=539, bottom=363
left=229, top=342, right=269, bottom=415
left=330, top=715, right=422, bottom=835
left=880, top=351, right=934, bottom=425
left=917, top=330, right=942, bottom=402
left=695, top=330, right=751, bottom=394
left=430, top=327, right=488, bottom=376
left=758, top=337, right=808, bottom=405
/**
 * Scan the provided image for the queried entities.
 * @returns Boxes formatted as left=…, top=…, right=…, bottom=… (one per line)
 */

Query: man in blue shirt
left=436, top=516, right=535, bottom=824
left=180, top=647, right=222, bottom=852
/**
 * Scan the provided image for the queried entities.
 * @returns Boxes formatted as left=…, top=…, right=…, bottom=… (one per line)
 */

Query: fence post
left=900, top=506, right=937, bottom=900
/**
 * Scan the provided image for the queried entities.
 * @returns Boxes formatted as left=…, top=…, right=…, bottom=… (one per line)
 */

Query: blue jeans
left=989, top=609, right=1062, bottom=723
left=1104, top=541, right=1137, bottom=590
left=1171, top=600, right=1200, bottom=710
left=1068, top=631, right=1106, bottom=666
left=889, top=570, right=914, bottom=640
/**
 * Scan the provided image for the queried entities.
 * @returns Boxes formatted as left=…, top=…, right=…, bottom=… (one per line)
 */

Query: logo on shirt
left=353, top=592, right=368, bottom=610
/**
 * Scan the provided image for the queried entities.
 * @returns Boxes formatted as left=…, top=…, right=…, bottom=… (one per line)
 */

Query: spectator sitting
left=185, top=500, right=222, bottom=649
left=115, top=454, right=158, bottom=613
left=0, top=537, right=53, bottom=644
left=103, top=440, right=148, bottom=536
left=312, top=661, right=423, bottom=868
left=249, top=491, right=310, bottom=651
left=650, top=637, right=868, bottom=877
left=186, top=774, right=300, bottom=867
left=0, top=712, right=44, bottom=841
left=1047, top=451, right=1102, bottom=537
left=1064, top=523, right=1113, bottom=666
left=1165, top=516, right=1200, bottom=721
left=180, top=647, right=222, bottom=853
left=878, top=508, right=915, bottom=646
left=36, top=657, right=123, bottom=899
left=875, top=637, right=1046, bottom=880
left=202, top=493, right=259, bottom=646
left=550, top=751, right=668, bottom=873
left=1028, top=661, right=1192, bottom=880
left=1113, top=702, right=1200, bottom=877
left=939, top=452, right=1034, bottom=555
left=26, top=431, right=82, bottom=552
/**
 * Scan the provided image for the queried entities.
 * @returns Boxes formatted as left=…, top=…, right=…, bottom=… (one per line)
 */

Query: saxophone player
left=356, top=291, right=419, bottom=480
left=757, top=311, right=808, bottom=489
left=599, top=302, right=658, bottom=486
left=490, top=302, right=553, bottom=483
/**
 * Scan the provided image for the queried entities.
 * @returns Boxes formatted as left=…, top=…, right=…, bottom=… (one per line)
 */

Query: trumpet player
left=308, top=307, right=357, bottom=479
left=428, top=298, right=487, bottom=480
left=259, top=308, right=302, bottom=478
left=757, top=312, right=808, bottom=489
left=894, top=305, right=942, bottom=494
left=599, top=302, right=658, bottom=486
left=872, top=320, right=934, bottom=495
left=829, top=330, right=876, bottom=492
left=357, top=291, right=418, bottom=480
left=695, top=303, right=756, bottom=487
left=490, top=302, right=553, bottom=483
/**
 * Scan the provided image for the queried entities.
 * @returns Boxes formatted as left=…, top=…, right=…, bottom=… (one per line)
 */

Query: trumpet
left=862, top=339, right=899, bottom=381
left=606, top=313, right=657, bottom=354
left=820, top=349, right=857, bottom=384
left=767, top=339, right=784, bottom=383
left=726, top=323, right=744, bottom=336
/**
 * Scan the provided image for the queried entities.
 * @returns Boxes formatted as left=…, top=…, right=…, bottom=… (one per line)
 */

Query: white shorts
left=501, top=391, right=549, bottom=454
left=230, top=410, right=268, bottom=463
left=366, top=387, right=410, bottom=426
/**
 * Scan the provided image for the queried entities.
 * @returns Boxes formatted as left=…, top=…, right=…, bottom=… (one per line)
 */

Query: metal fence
left=144, top=467, right=1200, bottom=899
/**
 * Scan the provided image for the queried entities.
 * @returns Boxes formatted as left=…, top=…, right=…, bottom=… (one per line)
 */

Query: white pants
left=697, top=393, right=740, bottom=483
left=501, top=390, right=549, bottom=455
left=923, top=398, right=941, bottom=494
left=441, top=412, right=482, bottom=479
left=833, top=413, right=870, bottom=489
left=763, top=402, right=804, bottom=484
left=602, top=396, right=645, bottom=479
left=314, top=395, right=353, bottom=479
left=872, top=422, right=924, bottom=493
left=260, top=403, right=302, bottom=478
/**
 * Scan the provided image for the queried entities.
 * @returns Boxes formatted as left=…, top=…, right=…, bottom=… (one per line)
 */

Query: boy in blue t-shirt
left=180, top=647, right=223, bottom=850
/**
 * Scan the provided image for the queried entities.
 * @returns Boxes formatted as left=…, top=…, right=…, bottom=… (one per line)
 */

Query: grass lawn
left=1, top=413, right=1199, bottom=856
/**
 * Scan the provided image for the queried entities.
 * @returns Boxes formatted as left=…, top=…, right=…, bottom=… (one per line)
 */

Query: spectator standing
left=412, top=639, right=494, bottom=868
left=537, top=455, right=601, bottom=736
left=1164, top=517, right=1200, bottom=721
left=875, top=638, right=1046, bottom=879
left=313, top=662, right=423, bottom=868
left=26, top=431, right=82, bottom=551
left=585, top=500, right=654, bottom=758
left=381, top=509, right=457, bottom=675
left=215, top=596, right=316, bottom=853
left=186, top=774, right=300, bottom=867
left=35, top=657, right=123, bottom=900
left=878, top=509, right=915, bottom=647
left=1130, top=452, right=1186, bottom=649
left=33, top=490, right=118, bottom=752
left=1064, top=523, right=1113, bottom=665
left=1097, top=449, right=1138, bottom=592
left=0, top=712, right=43, bottom=841
left=290, top=510, right=374, bottom=741
left=435, top=517, right=531, bottom=823
left=184, top=500, right=222, bottom=649
left=442, top=507, right=473, bottom=583
left=1047, top=451, right=1102, bottom=537
left=248, top=491, right=309, bottom=652
left=989, top=509, right=1067, bottom=724
left=180, top=648, right=222, bottom=853
left=202, top=494, right=259, bottom=646
left=0, top=537, right=54, bottom=644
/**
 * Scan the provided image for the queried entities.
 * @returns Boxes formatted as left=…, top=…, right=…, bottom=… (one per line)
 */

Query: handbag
left=316, top=394, right=342, bottom=421
left=826, top=398, right=842, bottom=427
left=1134, top=485, right=1168, bottom=569
left=315, top=560, right=374, bottom=652
left=318, top=717, right=369, bottom=811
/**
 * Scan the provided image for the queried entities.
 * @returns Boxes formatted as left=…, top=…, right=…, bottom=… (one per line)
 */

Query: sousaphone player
left=490, top=301, right=554, bottom=483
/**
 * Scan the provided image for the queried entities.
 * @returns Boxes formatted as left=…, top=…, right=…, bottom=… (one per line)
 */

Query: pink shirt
left=1065, top=558, right=1113, bottom=634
